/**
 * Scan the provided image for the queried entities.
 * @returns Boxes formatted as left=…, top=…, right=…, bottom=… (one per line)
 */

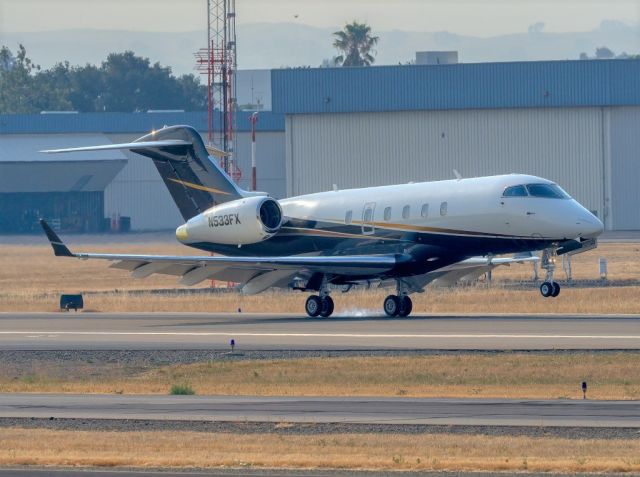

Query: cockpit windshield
left=503, top=185, right=527, bottom=197
left=503, top=183, right=571, bottom=199
left=526, top=183, right=570, bottom=199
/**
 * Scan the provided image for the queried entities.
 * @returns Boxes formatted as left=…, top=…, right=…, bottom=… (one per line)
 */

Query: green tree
left=176, top=74, right=207, bottom=110
left=0, top=44, right=41, bottom=113
left=0, top=46, right=15, bottom=72
left=333, top=21, right=379, bottom=67
left=68, top=64, right=104, bottom=112
left=99, top=51, right=206, bottom=112
left=32, top=62, right=74, bottom=111
left=0, top=46, right=206, bottom=114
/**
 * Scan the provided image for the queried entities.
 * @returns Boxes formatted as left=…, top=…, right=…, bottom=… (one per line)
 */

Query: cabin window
left=503, top=185, right=528, bottom=197
left=440, top=201, right=448, bottom=216
left=383, top=207, right=392, bottom=221
left=421, top=203, right=429, bottom=218
left=345, top=210, right=353, bottom=225
left=402, top=205, right=410, bottom=219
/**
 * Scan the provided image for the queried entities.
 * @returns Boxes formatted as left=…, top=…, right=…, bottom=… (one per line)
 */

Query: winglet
left=39, top=219, right=74, bottom=257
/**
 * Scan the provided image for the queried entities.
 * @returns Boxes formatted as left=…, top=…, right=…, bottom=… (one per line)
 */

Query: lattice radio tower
left=195, top=0, right=238, bottom=178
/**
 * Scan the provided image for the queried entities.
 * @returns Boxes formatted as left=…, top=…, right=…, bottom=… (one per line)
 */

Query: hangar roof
left=271, top=59, right=640, bottom=114
left=0, top=111, right=284, bottom=135
left=0, top=160, right=127, bottom=193
left=0, top=134, right=128, bottom=162
left=0, top=134, right=128, bottom=193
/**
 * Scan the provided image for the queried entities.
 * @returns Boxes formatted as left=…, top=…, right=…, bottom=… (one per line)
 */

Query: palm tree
left=333, top=21, right=379, bottom=67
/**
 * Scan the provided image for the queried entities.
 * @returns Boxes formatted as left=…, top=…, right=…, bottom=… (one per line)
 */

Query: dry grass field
left=2, top=353, right=639, bottom=399
left=3, top=286, right=639, bottom=314
left=0, top=241, right=639, bottom=313
left=2, top=428, right=640, bottom=472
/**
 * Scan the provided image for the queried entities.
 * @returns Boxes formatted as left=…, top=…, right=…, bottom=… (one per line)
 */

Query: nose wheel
left=539, top=249, right=561, bottom=298
left=540, top=281, right=560, bottom=298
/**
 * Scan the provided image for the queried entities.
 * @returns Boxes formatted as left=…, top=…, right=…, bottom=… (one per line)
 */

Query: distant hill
left=1, top=20, right=638, bottom=75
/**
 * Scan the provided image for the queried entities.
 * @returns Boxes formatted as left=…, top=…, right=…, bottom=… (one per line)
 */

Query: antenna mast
left=195, top=0, right=238, bottom=178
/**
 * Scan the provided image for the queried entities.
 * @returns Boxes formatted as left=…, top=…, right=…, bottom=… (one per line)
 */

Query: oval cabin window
left=345, top=210, right=353, bottom=225
left=421, top=203, right=429, bottom=218
left=440, top=202, right=448, bottom=216
left=402, top=205, right=410, bottom=219
left=383, top=207, right=391, bottom=221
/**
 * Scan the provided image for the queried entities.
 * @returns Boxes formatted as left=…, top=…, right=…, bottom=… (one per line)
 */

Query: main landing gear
left=539, top=248, right=561, bottom=298
left=383, top=294, right=412, bottom=317
left=305, top=294, right=334, bottom=317
left=305, top=276, right=335, bottom=317
left=383, top=280, right=413, bottom=317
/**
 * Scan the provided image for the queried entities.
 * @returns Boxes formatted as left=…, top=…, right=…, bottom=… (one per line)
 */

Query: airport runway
left=0, top=393, right=638, bottom=427
left=0, top=312, right=639, bottom=350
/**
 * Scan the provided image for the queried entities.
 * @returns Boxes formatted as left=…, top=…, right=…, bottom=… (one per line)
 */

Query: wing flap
left=78, top=252, right=397, bottom=275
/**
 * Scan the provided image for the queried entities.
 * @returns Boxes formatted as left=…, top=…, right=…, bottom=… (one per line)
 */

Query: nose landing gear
left=539, top=249, right=561, bottom=298
left=539, top=280, right=560, bottom=298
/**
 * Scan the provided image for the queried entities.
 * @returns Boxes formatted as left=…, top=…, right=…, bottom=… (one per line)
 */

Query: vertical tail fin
left=131, top=125, right=245, bottom=219
left=41, top=125, right=247, bottom=220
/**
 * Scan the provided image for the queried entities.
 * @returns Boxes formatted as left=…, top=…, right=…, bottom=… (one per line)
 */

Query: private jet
left=40, top=125, right=604, bottom=317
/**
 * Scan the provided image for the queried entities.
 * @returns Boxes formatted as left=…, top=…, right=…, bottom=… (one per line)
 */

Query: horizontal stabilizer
left=40, top=139, right=191, bottom=154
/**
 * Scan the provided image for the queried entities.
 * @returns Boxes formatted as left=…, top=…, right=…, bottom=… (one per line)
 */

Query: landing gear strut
left=383, top=281, right=413, bottom=317
left=539, top=248, right=561, bottom=298
left=305, top=276, right=335, bottom=317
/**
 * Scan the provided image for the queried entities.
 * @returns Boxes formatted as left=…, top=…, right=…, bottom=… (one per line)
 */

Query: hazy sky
left=1, top=0, right=638, bottom=36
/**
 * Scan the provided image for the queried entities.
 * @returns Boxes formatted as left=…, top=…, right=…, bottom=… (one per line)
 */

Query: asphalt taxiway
left=0, top=393, right=638, bottom=427
left=0, top=312, right=639, bottom=350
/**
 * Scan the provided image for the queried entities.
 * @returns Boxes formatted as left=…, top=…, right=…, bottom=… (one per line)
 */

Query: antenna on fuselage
left=453, top=169, right=462, bottom=181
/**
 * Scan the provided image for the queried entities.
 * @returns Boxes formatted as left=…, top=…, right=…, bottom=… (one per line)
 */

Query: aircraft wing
left=40, top=220, right=403, bottom=294
left=41, top=220, right=536, bottom=295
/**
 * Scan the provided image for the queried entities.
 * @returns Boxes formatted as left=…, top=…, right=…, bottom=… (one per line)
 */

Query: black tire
left=398, top=296, right=413, bottom=317
left=320, top=296, right=335, bottom=317
left=540, top=281, right=553, bottom=298
left=551, top=281, right=561, bottom=297
left=383, top=295, right=400, bottom=317
left=305, top=295, right=322, bottom=317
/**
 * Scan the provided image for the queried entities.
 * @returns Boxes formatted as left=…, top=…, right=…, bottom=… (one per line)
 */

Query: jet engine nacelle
left=177, top=196, right=283, bottom=245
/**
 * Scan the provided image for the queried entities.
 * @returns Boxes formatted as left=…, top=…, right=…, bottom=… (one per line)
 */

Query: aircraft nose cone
left=577, top=214, right=604, bottom=238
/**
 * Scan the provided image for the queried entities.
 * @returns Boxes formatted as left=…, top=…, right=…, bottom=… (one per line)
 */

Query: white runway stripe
left=0, top=331, right=638, bottom=339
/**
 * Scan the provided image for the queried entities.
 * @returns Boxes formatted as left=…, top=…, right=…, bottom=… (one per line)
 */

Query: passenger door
left=361, top=202, right=376, bottom=235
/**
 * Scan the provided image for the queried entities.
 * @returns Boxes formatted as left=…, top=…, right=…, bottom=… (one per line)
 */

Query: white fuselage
left=278, top=173, right=602, bottom=242
left=178, top=173, right=603, bottom=262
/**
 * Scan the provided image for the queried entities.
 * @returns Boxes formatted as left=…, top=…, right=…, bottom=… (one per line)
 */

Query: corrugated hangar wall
left=285, top=107, right=633, bottom=229
left=105, top=131, right=285, bottom=231
left=609, top=107, right=640, bottom=230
